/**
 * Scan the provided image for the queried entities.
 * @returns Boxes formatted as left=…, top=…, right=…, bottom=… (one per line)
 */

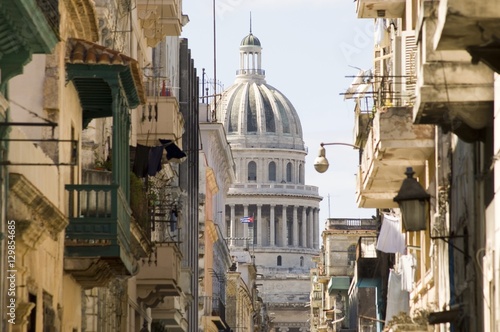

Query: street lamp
left=393, top=167, right=430, bottom=231
left=313, top=142, right=360, bottom=173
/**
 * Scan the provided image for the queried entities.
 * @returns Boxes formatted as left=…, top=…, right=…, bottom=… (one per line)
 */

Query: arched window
left=300, top=256, right=304, bottom=267
left=298, top=164, right=304, bottom=184
left=286, top=162, right=292, bottom=182
left=277, top=255, right=282, bottom=266
left=248, top=161, right=257, bottom=181
left=269, top=161, right=276, bottom=182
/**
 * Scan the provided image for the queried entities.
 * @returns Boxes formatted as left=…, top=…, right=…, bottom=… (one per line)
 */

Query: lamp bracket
left=430, top=234, right=470, bottom=258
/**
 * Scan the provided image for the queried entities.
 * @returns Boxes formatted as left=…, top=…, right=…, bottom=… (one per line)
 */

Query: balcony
left=413, top=0, right=494, bottom=142
left=151, top=296, right=188, bottom=332
left=325, top=218, right=379, bottom=231
left=137, top=244, right=183, bottom=307
left=356, top=106, right=434, bottom=208
left=434, top=0, right=500, bottom=51
left=311, top=290, right=323, bottom=308
left=137, top=0, right=183, bottom=47
left=200, top=296, right=229, bottom=331
left=64, top=184, right=137, bottom=287
left=356, top=0, right=405, bottom=19
left=0, top=0, right=59, bottom=82
left=137, top=96, right=184, bottom=147
left=228, top=183, right=319, bottom=196
left=355, top=237, right=380, bottom=287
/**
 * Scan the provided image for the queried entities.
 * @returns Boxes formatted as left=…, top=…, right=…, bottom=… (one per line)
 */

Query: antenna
left=250, top=12, right=252, bottom=34
left=212, top=0, right=217, bottom=121
left=328, top=193, right=331, bottom=218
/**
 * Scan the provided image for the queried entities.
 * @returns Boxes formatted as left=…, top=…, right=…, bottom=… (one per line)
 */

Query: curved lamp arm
left=320, top=142, right=359, bottom=149
left=314, top=142, right=360, bottom=173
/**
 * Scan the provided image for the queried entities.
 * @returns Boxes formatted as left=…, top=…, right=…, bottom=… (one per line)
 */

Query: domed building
left=217, top=31, right=322, bottom=332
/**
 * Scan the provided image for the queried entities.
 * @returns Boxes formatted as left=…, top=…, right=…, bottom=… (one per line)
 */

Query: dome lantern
left=238, top=15, right=264, bottom=79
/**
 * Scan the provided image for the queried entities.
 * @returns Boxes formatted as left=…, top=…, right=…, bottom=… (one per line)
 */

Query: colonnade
left=226, top=204, right=319, bottom=249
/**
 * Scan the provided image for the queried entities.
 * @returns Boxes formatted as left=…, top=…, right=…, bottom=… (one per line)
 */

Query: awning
left=328, top=276, right=351, bottom=294
left=65, top=38, right=146, bottom=125
left=160, top=139, right=186, bottom=162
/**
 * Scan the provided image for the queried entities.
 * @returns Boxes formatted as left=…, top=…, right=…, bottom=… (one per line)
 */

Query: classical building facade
left=310, top=218, right=380, bottom=332
left=216, top=32, right=322, bottom=332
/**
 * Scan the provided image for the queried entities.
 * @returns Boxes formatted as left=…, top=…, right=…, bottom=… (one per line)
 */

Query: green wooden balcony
left=0, top=0, right=60, bottom=85
left=64, top=184, right=138, bottom=287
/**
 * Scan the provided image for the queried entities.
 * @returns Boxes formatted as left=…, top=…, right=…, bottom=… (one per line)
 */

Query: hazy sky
left=182, top=0, right=376, bottom=230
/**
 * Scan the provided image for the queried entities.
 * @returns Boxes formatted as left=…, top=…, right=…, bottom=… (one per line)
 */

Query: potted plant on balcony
left=94, top=155, right=112, bottom=171
left=130, top=172, right=149, bottom=231
left=385, top=309, right=431, bottom=332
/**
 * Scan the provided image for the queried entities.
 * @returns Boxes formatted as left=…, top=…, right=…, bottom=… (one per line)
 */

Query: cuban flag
left=240, top=216, right=254, bottom=223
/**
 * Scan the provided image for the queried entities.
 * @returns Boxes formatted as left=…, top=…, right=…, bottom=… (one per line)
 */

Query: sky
left=182, top=0, right=376, bottom=231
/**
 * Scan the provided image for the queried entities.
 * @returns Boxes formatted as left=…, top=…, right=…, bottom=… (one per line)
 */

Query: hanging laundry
left=133, top=144, right=151, bottom=178
left=376, top=214, right=406, bottom=254
left=159, top=139, right=187, bottom=161
left=399, top=254, right=417, bottom=292
left=385, top=269, right=409, bottom=325
left=148, top=145, right=164, bottom=176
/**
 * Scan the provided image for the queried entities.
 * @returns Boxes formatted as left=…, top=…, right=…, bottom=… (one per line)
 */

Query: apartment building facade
left=343, top=0, right=500, bottom=331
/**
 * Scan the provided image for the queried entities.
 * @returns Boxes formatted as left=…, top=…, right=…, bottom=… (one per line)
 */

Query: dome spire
left=250, top=12, right=252, bottom=34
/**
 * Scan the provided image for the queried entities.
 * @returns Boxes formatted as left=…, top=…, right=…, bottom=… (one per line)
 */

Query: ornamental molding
left=8, top=173, right=67, bottom=246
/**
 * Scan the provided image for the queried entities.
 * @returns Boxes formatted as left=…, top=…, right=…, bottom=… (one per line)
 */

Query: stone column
left=282, top=205, right=288, bottom=247
left=270, top=205, right=275, bottom=246
left=230, top=204, right=236, bottom=246
left=256, top=204, right=262, bottom=246
left=313, top=208, right=320, bottom=249
left=293, top=206, right=298, bottom=247
left=308, top=208, right=313, bottom=249
left=243, top=204, right=249, bottom=247
left=301, top=207, right=307, bottom=247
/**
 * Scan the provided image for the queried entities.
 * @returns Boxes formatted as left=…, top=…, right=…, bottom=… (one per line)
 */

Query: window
left=300, top=256, right=304, bottom=267
left=348, top=244, right=356, bottom=266
left=298, top=164, right=304, bottom=184
left=27, top=293, right=36, bottom=331
left=277, top=255, right=282, bottom=266
left=268, top=161, right=276, bottom=181
left=286, top=162, right=292, bottom=182
left=248, top=161, right=257, bottom=181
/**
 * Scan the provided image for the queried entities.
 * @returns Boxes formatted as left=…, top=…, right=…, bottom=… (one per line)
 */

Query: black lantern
left=393, top=167, right=430, bottom=231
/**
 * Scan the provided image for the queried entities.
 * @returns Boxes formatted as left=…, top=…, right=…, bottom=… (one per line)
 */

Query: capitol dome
left=217, top=33, right=304, bottom=150
left=219, top=31, right=321, bottom=332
